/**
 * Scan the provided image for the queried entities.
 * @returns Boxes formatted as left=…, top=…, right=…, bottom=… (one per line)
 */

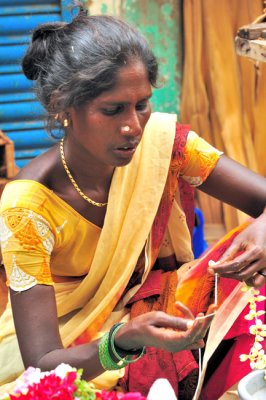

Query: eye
left=102, top=105, right=124, bottom=116
left=136, top=100, right=150, bottom=112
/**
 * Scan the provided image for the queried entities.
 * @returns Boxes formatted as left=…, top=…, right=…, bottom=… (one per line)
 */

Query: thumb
left=208, top=243, right=241, bottom=273
left=218, top=243, right=242, bottom=263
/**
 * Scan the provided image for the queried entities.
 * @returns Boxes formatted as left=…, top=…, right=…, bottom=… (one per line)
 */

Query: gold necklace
left=60, top=138, right=108, bottom=207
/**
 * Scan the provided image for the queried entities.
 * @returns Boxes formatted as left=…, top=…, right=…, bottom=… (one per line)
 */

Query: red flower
left=7, top=364, right=147, bottom=400
left=96, top=391, right=119, bottom=400
left=10, top=372, right=77, bottom=399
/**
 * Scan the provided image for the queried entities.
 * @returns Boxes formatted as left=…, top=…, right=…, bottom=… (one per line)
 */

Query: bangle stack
left=98, top=323, right=146, bottom=371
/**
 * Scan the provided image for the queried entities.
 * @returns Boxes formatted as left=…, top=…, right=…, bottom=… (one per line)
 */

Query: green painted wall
left=87, top=0, right=183, bottom=115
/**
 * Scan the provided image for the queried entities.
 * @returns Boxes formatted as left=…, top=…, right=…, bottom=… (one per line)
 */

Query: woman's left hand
left=209, top=213, right=266, bottom=288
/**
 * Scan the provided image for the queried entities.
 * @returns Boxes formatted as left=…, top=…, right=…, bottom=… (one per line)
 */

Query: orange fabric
left=175, top=222, right=250, bottom=316
left=121, top=271, right=198, bottom=398
left=130, top=271, right=178, bottom=318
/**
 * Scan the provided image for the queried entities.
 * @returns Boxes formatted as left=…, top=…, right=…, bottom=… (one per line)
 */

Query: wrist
left=109, top=324, right=129, bottom=360
left=98, top=323, right=145, bottom=371
left=112, top=323, right=144, bottom=358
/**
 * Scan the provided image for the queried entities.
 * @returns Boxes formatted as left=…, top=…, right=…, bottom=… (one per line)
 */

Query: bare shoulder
left=15, top=144, right=61, bottom=189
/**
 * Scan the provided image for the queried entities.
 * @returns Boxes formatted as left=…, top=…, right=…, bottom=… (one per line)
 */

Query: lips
left=113, top=142, right=139, bottom=158
left=117, top=145, right=135, bottom=151
left=116, top=142, right=138, bottom=151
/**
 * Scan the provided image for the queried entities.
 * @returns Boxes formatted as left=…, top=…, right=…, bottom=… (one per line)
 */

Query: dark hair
left=22, top=6, right=158, bottom=132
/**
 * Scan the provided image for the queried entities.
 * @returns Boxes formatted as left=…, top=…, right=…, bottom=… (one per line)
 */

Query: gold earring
left=63, top=119, right=69, bottom=127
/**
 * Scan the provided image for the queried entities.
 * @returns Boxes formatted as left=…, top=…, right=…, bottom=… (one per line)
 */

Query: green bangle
left=99, top=332, right=128, bottom=370
left=110, top=323, right=146, bottom=363
left=98, top=323, right=146, bottom=371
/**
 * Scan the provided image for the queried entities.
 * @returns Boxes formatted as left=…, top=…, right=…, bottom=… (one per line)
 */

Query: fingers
left=218, top=244, right=242, bottom=264
left=167, top=315, right=193, bottom=331
left=210, top=245, right=263, bottom=274
left=175, top=301, right=195, bottom=321
left=142, top=310, right=193, bottom=332
left=245, top=269, right=266, bottom=288
left=186, top=339, right=205, bottom=350
left=210, top=256, right=266, bottom=286
left=193, top=311, right=215, bottom=336
left=120, top=305, right=217, bottom=354
left=209, top=240, right=266, bottom=287
left=206, top=303, right=218, bottom=315
left=210, top=214, right=266, bottom=284
left=181, top=306, right=216, bottom=348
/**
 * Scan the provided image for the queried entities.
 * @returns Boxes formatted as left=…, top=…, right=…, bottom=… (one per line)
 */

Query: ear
left=55, top=110, right=72, bottom=127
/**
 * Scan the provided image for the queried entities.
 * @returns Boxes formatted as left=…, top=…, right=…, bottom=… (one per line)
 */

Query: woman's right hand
left=114, top=302, right=216, bottom=353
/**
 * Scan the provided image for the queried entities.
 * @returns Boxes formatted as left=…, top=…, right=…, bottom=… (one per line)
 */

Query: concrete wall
left=85, top=0, right=183, bottom=115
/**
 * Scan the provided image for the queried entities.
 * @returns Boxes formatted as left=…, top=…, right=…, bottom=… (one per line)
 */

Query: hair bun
left=22, top=22, right=66, bottom=80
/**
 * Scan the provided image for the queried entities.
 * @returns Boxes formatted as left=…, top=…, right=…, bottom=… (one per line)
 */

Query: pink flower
left=120, top=393, right=146, bottom=400
left=96, top=391, right=146, bottom=400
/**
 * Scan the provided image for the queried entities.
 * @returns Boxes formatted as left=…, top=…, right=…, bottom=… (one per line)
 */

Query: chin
left=115, top=157, right=134, bottom=167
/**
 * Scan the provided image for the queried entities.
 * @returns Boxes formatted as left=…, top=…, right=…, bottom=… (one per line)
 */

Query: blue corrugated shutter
left=0, top=0, right=73, bottom=168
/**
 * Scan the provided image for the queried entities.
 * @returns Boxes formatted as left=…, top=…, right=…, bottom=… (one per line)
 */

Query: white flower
left=239, top=354, right=249, bottom=362
left=240, top=283, right=266, bottom=370
left=54, top=363, right=76, bottom=379
left=12, top=366, right=43, bottom=395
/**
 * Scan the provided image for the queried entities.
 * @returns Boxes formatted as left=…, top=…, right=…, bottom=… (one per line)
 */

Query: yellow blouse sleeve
left=180, top=131, right=223, bottom=186
left=0, top=207, right=55, bottom=291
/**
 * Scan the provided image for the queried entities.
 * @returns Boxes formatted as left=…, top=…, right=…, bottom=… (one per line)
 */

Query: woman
left=0, top=6, right=265, bottom=399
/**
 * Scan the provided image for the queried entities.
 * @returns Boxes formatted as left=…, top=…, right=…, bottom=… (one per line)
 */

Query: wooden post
left=0, top=130, right=18, bottom=179
left=235, top=11, right=266, bottom=63
left=0, top=131, right=18, bottom=315
left=0, top=130, right=19, bottom=196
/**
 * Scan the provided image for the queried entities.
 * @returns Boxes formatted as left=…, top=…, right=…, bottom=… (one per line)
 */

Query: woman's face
left=66, top=61, right=152, bottom=168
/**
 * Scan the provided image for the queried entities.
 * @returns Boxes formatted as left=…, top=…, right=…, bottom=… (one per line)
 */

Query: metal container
left=238, top=370, right=266, bottom=400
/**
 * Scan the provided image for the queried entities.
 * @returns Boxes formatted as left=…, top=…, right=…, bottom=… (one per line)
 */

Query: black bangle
left=108, top=323, right=146, bottom=359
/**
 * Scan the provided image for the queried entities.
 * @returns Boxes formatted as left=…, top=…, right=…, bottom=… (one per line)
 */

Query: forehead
left=96, top=61, right=152, bottom=102
left=115, top=61, right=149, bottom=85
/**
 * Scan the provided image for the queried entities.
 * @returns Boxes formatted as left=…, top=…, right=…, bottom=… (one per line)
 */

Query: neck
left=62, top=137, right=115, bottom=192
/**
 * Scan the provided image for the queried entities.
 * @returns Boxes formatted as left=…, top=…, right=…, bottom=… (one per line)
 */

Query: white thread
left=192, top=261, right=219, bottom=399
left=192, top=349, right=202, bottom=400
left=195, top=312, right=216, bottom=320
left=214, top=273, right=218, bottom=306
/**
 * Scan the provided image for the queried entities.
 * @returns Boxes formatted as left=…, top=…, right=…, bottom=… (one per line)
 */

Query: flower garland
left=240, top=284, right=266, bottom=370
left=0, top=364, right=146, bottom=400
left=208, top=260, right=266, bottom=370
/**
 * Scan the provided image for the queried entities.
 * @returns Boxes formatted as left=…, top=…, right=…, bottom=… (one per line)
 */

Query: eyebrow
left=100, top=94, right=153, bottom=106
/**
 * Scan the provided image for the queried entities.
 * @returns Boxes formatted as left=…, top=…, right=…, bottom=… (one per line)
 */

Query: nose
left=120, top=111, right=142, bottom=137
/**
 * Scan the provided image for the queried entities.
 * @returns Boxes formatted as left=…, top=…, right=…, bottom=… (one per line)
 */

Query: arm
left=199, top=155, right=266, bottom=287
left=10, top=285, right=104, bottom=380
left=10, top=283, right=216, bottom=378
left=198, top=155, right=266, bottom=217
